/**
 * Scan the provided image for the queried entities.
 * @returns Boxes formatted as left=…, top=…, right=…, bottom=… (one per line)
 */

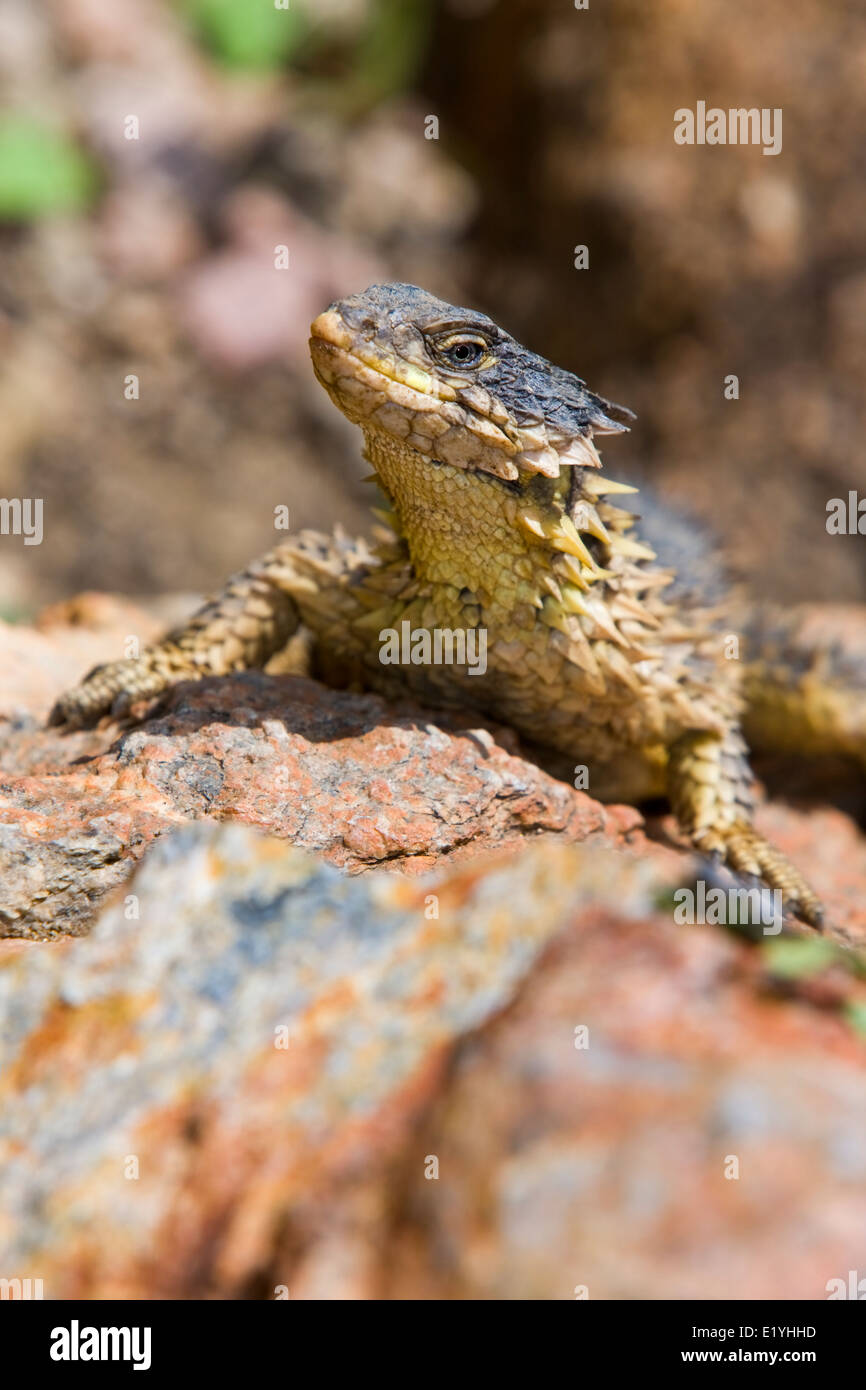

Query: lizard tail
left=742, top=603, right=866, bottom=773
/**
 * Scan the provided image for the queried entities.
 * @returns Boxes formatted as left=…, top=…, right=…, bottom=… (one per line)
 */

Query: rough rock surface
left=0, top=823, right=864, bottom=1301
left=0, top=608, right=644, bottom=938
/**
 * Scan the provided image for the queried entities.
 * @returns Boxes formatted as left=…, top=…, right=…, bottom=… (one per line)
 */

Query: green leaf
left=761, top=937, right=840, bottom=980
left=183, top=0, right=308, bottom=70
left=0, top=119, right=97, bottom=221
left=844, top=1001, right=866, bottom=1039
left=353, top=0, right=432, bottom=102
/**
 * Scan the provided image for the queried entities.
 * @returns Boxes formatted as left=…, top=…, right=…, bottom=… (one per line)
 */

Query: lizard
left=51, top=281, right=863, bottom=928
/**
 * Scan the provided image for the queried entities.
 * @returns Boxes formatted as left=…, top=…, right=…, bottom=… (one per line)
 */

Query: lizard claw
left=694, top=821, right=824, bottom=930
left=48, top=659, right=169, bottom=730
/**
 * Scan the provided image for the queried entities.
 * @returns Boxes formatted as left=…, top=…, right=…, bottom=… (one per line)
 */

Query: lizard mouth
left=310, top=308, right=460, bottom=407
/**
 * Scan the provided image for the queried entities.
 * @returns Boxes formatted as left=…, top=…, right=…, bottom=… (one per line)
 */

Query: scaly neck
left=362, top=426, right=566, bottom=594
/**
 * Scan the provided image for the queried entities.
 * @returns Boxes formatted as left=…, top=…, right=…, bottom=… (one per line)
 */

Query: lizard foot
left=692, top=820, right=824, bottom=930
left=49, top=658, right=180, bottom=729
left=668, top=731, right=824, bottom=929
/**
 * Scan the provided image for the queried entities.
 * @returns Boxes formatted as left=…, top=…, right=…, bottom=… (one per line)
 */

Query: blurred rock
left=178, top=186, right=384, bottom=369
left=98, top=180, right=203, bottom=283
left=0, top=822, right=863, bottom=1299
left=385, top=881, right=866, bottom=1300
left=335, top=109, right=478, bottom=244
left=0, top=595, right=165, bottom=721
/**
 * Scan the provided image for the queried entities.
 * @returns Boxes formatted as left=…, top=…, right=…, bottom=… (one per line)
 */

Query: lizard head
left=310, top=282, right=633, bottom=484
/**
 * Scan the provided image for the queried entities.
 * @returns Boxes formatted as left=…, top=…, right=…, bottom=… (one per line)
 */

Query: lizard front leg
left=48, top=532, right=361, bottom=728
left=668, top=728, right=824, bottom=928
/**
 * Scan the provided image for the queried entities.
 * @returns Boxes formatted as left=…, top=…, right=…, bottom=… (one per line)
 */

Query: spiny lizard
left=53, top=283, right=864, bottom=927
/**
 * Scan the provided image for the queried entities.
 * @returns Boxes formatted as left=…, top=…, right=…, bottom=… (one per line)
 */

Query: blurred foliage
left=0, top=118, right=97, bottom=221
left=181, top=0, right=309, bottom=70
left=350, top=0, right=433, bottom=104
left=762, top=937, right=845, bottom=979
left=762, top=936, right=866, bottom=1043
left=0, top=603, right=29, bottom=625
left=180, top=0, right=431, bottom=108
left=845, top=1000, right=866, bottom=1039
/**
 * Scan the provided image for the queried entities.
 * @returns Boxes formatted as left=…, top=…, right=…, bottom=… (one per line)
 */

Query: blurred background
left=0, top=0, right=864, bottom=618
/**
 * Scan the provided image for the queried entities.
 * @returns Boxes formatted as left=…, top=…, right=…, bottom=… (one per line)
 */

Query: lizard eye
left=428, top=333, right=489, bottom=369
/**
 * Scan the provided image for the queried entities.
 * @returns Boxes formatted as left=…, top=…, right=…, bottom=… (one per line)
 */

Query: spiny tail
left=742, top=603, right=866, bottom=772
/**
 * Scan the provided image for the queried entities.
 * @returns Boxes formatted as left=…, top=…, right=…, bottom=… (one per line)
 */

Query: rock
left=2, top=604, right=866, bottom=1299
left=0, top=594, right=166, bottom=724
left=0, top=612, right=640, bottom=938
left=0, top=822, right=864, bottom=1300
left=384, top=884, right=866, bottom=1301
